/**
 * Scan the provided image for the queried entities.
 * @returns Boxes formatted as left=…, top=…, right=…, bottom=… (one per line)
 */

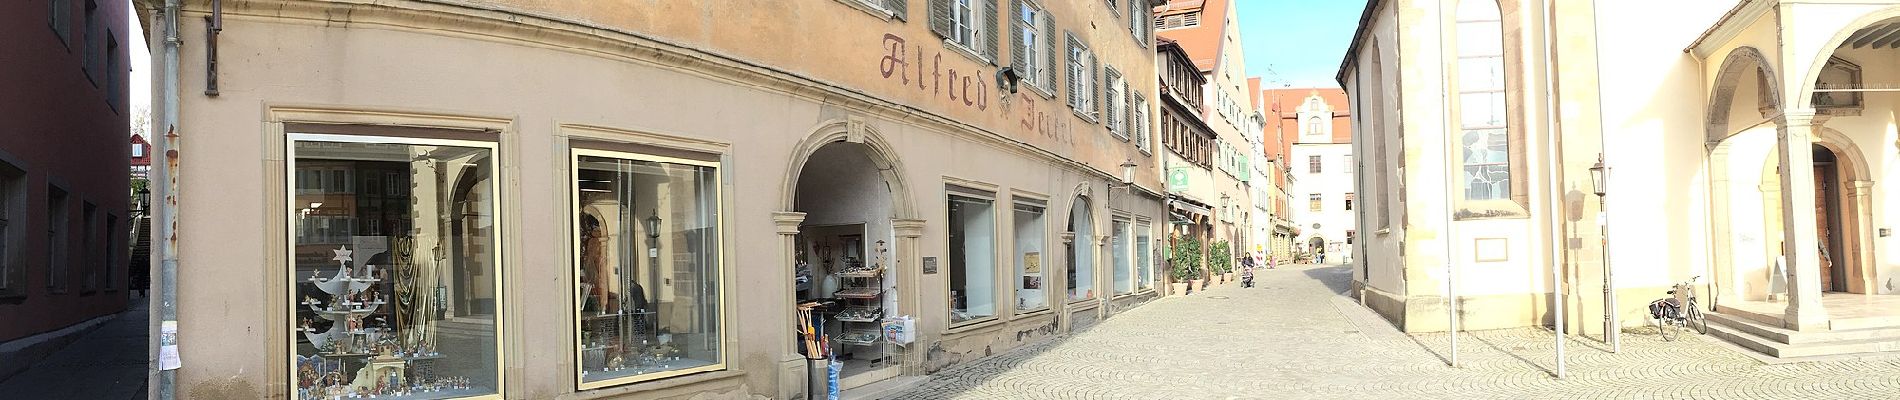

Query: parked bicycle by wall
left=1647, top=276, right=1706, bottom=341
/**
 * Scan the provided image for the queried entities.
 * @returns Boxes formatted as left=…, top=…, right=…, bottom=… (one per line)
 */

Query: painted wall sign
left=880, top=33, right=989, bottom=112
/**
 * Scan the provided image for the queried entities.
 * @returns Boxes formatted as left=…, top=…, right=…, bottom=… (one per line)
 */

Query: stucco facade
left=1, top=0, right=135, bottom=382
left=1340, top=0, right=1900, bottom=357
left=139, top=0, right=1168, bottom=398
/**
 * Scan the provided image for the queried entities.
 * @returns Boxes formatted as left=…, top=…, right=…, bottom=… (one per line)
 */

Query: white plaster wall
left=1290, top=143, right=1355, bottom=256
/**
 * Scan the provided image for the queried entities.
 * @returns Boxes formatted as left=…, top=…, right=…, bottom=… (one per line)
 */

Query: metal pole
left=1434, top=0, right=1459, bottom=369
left=153, top=1, right=182, bottom=399
left=1542, top=0, right=1566, bottom=380
left=1588, top=0, right=1619, bottom=355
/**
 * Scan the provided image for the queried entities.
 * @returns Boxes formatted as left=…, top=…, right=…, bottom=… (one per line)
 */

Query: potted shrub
left=1208, top=240, right=1233, bottom=285
left=1170, top=236, right=1203, bottom=295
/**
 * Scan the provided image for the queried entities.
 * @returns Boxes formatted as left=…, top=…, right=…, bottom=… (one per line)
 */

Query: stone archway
left=1704, top=46, right=1783, bottom=302
left=772, top=117, right=925, bottom=394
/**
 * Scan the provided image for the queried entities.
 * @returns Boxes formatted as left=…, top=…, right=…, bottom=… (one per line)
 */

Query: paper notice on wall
left=159, top=321, right=181, bottom=370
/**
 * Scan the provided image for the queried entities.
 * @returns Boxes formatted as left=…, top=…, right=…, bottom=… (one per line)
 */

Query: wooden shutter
left=1066, top=33, right=1080, bottom=109
left=1009, top=0, right=1027, bottom=76
left=889, top=0, right=908, bottom=21
left=930, top=0, right=952, bottom=39
left=1090, top=51, right=1100, bottom=121
left=1042, top=13, right=1057, bottom=92
left=983, top=0, right=1001, bottom=62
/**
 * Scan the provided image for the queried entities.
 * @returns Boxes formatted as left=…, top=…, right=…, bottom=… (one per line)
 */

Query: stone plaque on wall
left=922, top=257, right=938, bottom=274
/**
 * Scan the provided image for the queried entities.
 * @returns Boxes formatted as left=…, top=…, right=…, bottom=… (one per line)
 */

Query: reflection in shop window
left=1112, top=218, right=1131, bottom=295
left=291, top=136, right=499, bottom=399
left=572, top=150, right=724, bottom=388
left=948, top=192, right=996, bottom=323
left=1135, top=220, right=1152, bottom=290
left=1013, top=201, right=1047, bottom=312
left=1066, top=197, right=1095, bottom=301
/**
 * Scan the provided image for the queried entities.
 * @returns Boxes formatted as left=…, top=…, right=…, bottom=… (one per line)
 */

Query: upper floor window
left=1012, top=2, right=1056, bottom=94
left=1305, top=116, right=1323, bottom=136
left=1127, top=0, right=1149, bottom=46
left=49, top=0, right=70, bottom=45
left=1343, top=154, right=1353, bottom=173
left=954, top=0, right=982, bottom=49
left=1066, top=34, right=1097, bottom=120
left=1345, top=193, right=1356, bottom=211
left=1105, top=67, right=1126, bottom=139
left=932, top=0, right=997, bottom=61
left=1308, top=155, right=1322, bottom=174
left=1133, top=94, right=1151, bottom=153
left=1455, top=0, right=1511, bottom=202
left=131, top=142, right=144, bottom=158
left=1155, top=11, right=1201, bottom=30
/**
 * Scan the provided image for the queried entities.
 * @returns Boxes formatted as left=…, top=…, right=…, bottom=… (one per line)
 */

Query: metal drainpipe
left=154, top=0, right=182, bottom=399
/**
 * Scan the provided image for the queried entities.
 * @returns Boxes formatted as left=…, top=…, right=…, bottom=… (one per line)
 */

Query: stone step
left=1707, top=317, right=1900, bottom=358
left=1713, top=304, right=1785, bottom=327
left=1707, top=311, right=1900, bottom=345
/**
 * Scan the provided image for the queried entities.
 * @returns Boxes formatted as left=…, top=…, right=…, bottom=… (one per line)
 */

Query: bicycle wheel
left=1658, top=315, right=1681, bottom=342
left=1688, top=307, right=1708, bottom=335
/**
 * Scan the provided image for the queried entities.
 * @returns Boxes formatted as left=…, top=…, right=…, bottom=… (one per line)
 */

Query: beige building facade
left=1341, top=0, right=1900, bottom=358
left=139, top=0, right=1169, bottom=398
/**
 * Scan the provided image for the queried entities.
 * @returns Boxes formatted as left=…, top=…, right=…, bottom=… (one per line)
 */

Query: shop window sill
left=1014, top=307, right=1053, bottom=318
left=563, top=369, right=746, bottom=400
left=946, top=317, right=1004, bottom=335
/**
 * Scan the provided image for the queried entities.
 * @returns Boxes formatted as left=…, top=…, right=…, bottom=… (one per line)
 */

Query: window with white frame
left=1456, top=0, right=1511, bottom=201
left=1134, top=220, right=1151, bottom=290
left=1111, top=218, right=1132, bottom=295
left=1133, top=94, right=1151, bottom=153
left=1013, top=200, right=1047, bottom=312
left=1066, top=34, right=1095, bottom=119
left=1128, top=0, right=1149, bottom=45
left=1105, top=67, right=1125, bottom=139
left=1012, top=2, right=1051, bottom=92
left=1308, top=155, right=1322, bottom=174
left=949, top=190, right=997, bottom=323
left=953, top=0, right=982, bottom=50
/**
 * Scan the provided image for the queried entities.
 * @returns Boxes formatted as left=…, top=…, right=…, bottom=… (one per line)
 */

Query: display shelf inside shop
left=837, top=266, right=884, bottom=278
left=834, top=329, right=882, bottom=346
left=832, top=287, right=883, bottom=299
left=833, top=306, right=882, bottom=323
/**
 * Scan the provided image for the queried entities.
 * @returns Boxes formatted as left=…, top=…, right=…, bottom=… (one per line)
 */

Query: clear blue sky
left=1235, top=0, right=1368, bottom=89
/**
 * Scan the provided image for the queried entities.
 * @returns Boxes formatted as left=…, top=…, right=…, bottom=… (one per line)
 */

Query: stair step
left=1707, top=312, right=1900, bottom=345
left=1707, top=318, right=1900, bottom=358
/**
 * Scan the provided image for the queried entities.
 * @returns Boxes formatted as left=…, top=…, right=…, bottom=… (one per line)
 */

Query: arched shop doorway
left=1067, top=196, right=1097, bottom=302
left=781, top=121, right=919, bottom=393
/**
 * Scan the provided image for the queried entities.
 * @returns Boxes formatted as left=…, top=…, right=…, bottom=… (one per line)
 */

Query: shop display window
left=571, top=149, right=725, bottom=388
left=947, top=191, right=996, bottom=323
left=1012, top=201, right=1047, bottom=312
left=1135, top=220, right=1152, bottom=290
left=1112, top=218, right=1132, bottom=295
left=289, top=135, right=500, bottom=399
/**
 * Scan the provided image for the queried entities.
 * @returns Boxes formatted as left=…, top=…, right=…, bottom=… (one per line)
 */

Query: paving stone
left=884, top=264, right=1900, bottom=399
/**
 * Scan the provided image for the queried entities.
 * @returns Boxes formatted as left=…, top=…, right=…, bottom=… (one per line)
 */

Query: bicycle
left=1647, top=276, right=1707, bottom=341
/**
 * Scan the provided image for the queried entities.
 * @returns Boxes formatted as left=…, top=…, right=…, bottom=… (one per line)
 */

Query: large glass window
left=948, top=192, right=996, bottom=323
left=572, top=150, right=724, bottom=388
left=1456, top=0, right=1511, bottom=201
left=1066, top=198, right=1095, bottom=301
left=1111, top=218, right=1132, bottom=295
left=1135, top=220, right=1152, bottom=290
left=290, top=136, right=499, bottom=399
left=1012, top=201, right=1047, bottom=312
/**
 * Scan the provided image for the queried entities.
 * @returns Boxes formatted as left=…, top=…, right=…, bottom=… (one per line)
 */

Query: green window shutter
left=930, top=0, right=952, bottom=39
left=1009, top=0, right=1027, bottom=76
left=889, top=0, right=908, bottom=21
left=1042, top=13, right=1057, bottom=92
left=1066, top=33, right=1080, bottom=109
left=1090, top=51, right=1100, bottom=122
left=983, top=0, right=1001, bottom=62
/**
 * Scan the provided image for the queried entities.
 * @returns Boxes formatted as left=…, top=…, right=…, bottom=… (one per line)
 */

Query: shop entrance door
left=789, top=142, right=903, bottom=394
left=1812, top=146, right=1846, bottom=293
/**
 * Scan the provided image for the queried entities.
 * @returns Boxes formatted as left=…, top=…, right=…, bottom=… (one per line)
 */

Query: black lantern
left=995, top=67, right=1022, bottom=95
left=645, top=211, right=662, bottom=239
left=1589, top=154, right=1608, bottom=197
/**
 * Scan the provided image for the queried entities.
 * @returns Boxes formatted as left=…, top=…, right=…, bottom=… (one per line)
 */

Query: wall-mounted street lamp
left=995, top=67, right=1022, bottom=95
left=1590, top=155, right=1609, bottom=197
left=1118, top=159, right=1138, bottom=185
left=1590, top=153, right=1618, bottom=353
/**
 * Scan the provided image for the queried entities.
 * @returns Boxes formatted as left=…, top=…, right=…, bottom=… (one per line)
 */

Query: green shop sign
left=1168, top=167, right=1191, bottom=192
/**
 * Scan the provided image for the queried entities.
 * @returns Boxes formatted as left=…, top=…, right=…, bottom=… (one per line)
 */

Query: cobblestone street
left=887, top=264, right=1900, bottom=399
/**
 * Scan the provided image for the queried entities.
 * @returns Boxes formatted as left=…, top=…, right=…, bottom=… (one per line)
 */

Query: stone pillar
left=1776, top=110, right=1829, bottom=330
left=891, top=218, right=927, bottom=375
left=771, top=211, right=807, bottom=400
left=1848, top=180, right=1875, bottom=295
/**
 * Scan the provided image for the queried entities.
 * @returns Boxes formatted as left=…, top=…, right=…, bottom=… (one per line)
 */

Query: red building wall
left=0, top=0, right=134, bottom=344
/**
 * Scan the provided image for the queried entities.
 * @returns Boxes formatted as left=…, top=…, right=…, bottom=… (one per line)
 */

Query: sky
left=130, top=3, right=151, bottom=137
left=1235, top=0, right=1368, bottom=89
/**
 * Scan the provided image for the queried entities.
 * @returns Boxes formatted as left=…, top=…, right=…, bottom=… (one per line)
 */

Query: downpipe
left=152, top=1, right=182, bottom=399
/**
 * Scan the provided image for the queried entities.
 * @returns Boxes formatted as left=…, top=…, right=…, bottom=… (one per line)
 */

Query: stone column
left=771, top=211, right=806, bottom=400
left=891, top=218, right=927, bottom=375
left=1776, top=110, right=1829, bottom=330
left=1848, top=180, right=1875, bottom=294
